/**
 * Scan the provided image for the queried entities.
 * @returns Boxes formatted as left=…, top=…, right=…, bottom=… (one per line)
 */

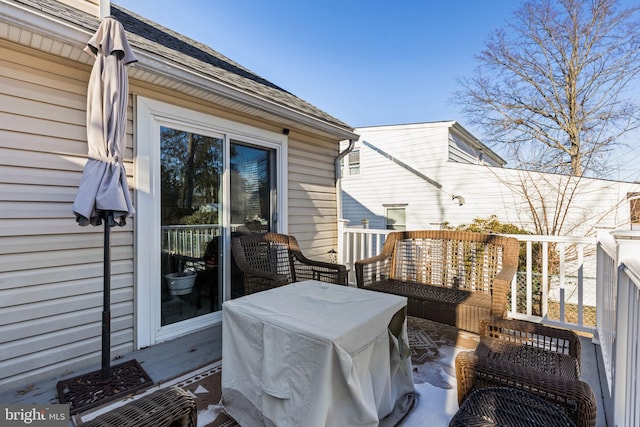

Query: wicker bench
left=82, top=386, right=197, bottom=427
left=355, top=230, right=519, bottom=333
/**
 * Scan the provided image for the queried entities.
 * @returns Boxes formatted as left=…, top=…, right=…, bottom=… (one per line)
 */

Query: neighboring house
left=340, top=121, right=639, bottom=235
left=0, top=0, right=358, bottom=392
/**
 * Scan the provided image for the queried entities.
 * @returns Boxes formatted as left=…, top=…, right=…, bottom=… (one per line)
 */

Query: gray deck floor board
left=0, top=324, right=222, bottom=406
left=0, top=322, right=610, bottom=426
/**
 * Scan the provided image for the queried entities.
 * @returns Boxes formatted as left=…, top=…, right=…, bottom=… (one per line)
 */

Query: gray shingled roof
left=15, top=0, right=354, bottom=132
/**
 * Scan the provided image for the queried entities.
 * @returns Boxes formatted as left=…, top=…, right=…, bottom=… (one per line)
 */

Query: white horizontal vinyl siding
left=359, top=124, right=449, bottom=165
left=428, top=163, right=634, bottom=235
left=342, top=125, right=451, bottom=230
left=288, top=134, right=340, bottom=260
left=342, top=124, right=638, bottom=235
left=0, top=42, right=135, bottom=392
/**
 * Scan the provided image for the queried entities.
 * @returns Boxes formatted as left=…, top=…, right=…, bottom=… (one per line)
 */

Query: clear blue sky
left=114, top=0, right=640, bottom=181
left=114, top=0, right=518, bottom=128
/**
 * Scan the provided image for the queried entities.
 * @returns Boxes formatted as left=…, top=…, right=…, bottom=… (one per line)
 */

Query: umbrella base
left=57, top=359, right=153, bottom=415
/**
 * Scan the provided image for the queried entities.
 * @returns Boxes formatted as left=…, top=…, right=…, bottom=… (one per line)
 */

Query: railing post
left=337, top=219, right=349, bottom=265
left=558, top=242, right=566, bottom=323
left=541, top=241, right=549, bottom=317
left=526, top=241, right=532, bottom=316
left=613, top=264, right=630, bottom=427
left=577, top=245, right=584, bottom=327
left=613, top=230, right=640, bottom=263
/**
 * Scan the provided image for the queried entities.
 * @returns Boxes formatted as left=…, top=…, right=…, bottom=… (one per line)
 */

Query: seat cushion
left=476, top=337, right=580, bottom=379
left=367, top=280, right=492, bottom=333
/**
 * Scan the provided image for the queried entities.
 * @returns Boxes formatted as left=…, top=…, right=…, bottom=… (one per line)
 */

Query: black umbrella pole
left=101, top=219, right=111, bottom=381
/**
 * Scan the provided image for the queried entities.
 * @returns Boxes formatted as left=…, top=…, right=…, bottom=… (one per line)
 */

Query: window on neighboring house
left=349, top=149, right=360, bottom=175
left=629, top=192, right=640, bottom=224
left=385, top=206, right=406, bottom=230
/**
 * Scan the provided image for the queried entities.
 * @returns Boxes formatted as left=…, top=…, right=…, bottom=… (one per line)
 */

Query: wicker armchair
left=455, top=318, right=594, bottom=425
left=355, top=230, right=520, bottom=333
left=455, top=351, right=596, bottom=426
left=231, top=232, right=347, bottom=294
left=477, top=317, right=581, bottom=379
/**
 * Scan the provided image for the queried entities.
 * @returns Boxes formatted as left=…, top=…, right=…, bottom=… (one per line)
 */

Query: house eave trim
left=450, top=122, right=506, bottom=166
left=131, top=49, right=359, bottom=141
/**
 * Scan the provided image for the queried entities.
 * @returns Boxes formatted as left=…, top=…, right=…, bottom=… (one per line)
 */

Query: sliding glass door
left=136, top=97, right=286, bottom=346
left=159, top=133, right=277, bottom=324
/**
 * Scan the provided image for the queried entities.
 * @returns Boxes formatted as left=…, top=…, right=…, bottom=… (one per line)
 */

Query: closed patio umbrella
left=73, top=16, right=136, bottom=382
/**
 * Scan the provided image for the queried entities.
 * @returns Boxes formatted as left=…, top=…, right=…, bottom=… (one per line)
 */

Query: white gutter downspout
left=335, top=139, right=355, bottom=217
left=335, top=140, right=355, bottom=266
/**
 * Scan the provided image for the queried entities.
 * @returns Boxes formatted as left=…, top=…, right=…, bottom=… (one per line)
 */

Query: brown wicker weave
left=477, top=317, right=581, bottom=379
left=231, top=232, right=347, bottom=294
left=355, top=230, right=520, bottom=333
left=449, top=387, right=576, bottom=426
left=455, top=351, right=597, bottom=427
left=82, top=386, right=197, bottom=427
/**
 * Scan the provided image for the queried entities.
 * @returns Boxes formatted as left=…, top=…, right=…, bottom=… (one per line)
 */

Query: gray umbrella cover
left=73, top=17, right=137, bottom=227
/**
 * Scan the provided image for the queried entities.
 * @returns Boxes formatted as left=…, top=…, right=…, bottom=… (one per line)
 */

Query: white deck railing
left=503, top=234, right=596, bottom=335
left=162, top=225, right=221, bottom=258
left=596, top=231, right=618, bottom=395
left=596, top=230, right=640, bottom=427
left=613, top=260, right=640, bottom=426
left=339, top=225, right=640, bottom=427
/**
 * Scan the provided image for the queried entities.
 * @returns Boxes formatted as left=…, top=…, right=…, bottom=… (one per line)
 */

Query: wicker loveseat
left=355, top=230, right=520, bottom=333
left=231, top=232, right=347, bottom=295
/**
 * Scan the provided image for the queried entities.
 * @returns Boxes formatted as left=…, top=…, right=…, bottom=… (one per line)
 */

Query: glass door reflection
left=160, top=127, right=223, bottom=326
left=229, top=141, right=275, bottom=298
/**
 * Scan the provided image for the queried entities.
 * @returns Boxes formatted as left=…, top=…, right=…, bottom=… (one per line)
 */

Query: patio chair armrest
left=489, top=262, right=518, bottom=318
left=292, top=251, right=347, bottom=272
left=355, top=253, right=392, bottom=288
left=82, top=386, right=197, bottom=427
left=291, top=252, right=348, bottom=285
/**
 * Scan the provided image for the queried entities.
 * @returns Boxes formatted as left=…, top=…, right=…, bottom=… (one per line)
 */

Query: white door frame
left=134, top=96, right=287, bottom=348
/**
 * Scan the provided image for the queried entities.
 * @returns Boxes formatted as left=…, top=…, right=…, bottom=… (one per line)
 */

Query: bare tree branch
left=454, top=0, right=640, bottom=177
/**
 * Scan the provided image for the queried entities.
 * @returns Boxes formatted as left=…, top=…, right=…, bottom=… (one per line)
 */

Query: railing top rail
left=620, top=260, right=640, bottom=289
left=344, top=229, right=596, bottom=244
left=501, top=234, right=596, bottom=244
left=596, top=229, right=617, bottom=257
left=161, top=224, right=221, bottom=230
left=344, top=228, right=393, bottom=236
